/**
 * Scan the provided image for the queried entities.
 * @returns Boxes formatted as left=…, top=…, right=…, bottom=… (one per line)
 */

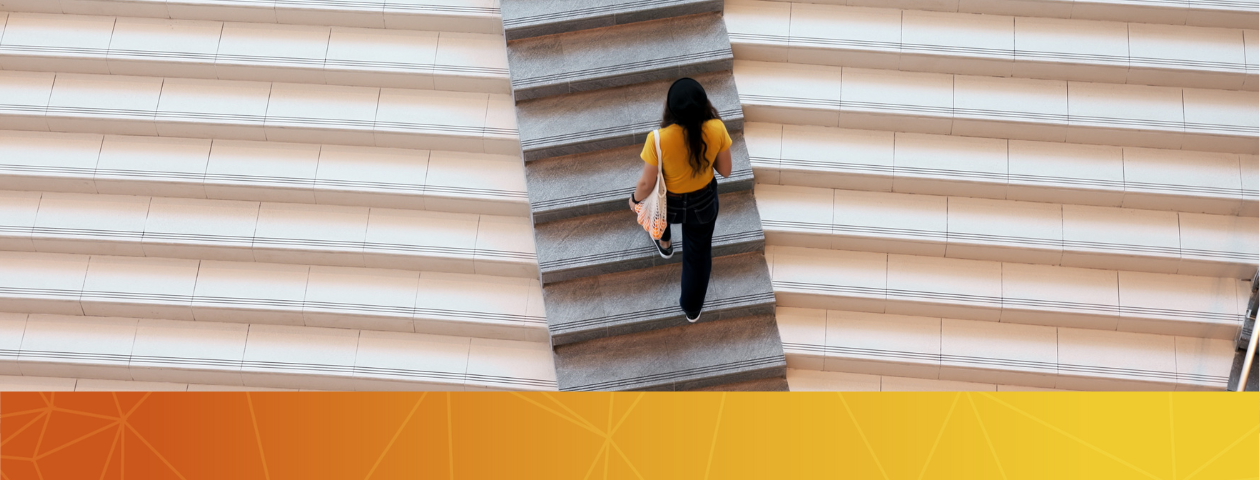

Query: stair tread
left=5, top=0, right=505, bottom=34
left=553, top=313, right=786, bottom=391
left=507, top=13, right=732, bottom=101
left=693, top=376, right=789, bottom=391
left=543, top=252, right=774, bottom=345
left=515, top=71, right=743, bottom=161
left=526, top=133, right=753, bottom=223
left=534, top=190, right=765, bottom=283
left=500, top=0, right=722, bottom=40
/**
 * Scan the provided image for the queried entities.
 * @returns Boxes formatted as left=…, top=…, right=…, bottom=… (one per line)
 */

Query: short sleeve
left=707, top=119, right=732, bottom=155
left=640, top=130, right=658, bottom=166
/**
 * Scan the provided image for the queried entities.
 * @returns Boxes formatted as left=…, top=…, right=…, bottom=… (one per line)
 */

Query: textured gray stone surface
left=509, top=13, right=733, bottom=101
left=501, top=0, right=783, bottom=392
left=554, top=314, right=786, bottom=391
left=534, top=190, right=765, bottom=283
left=526, top=133, right=754, bottom=224
left=501, top=0, right=723, bottom=40
left=516, top=71, right=744, bottom=161
left=544, top=252, right=775, bottom=345
left=693, top=376, right=790, bottom=391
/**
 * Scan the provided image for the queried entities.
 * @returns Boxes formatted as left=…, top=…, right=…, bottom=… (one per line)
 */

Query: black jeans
left=659, top=178, right=719, bottom=316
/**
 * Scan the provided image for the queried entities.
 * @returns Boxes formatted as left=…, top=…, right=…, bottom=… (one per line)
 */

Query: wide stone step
left=735, top=59, right=1259, bottom=155
left=777, top=306, right=1236, bottom=391
left=526, top=133, right=753, bottom=224
left=553, top=313, right=786, bottom=391
left=507, top=13, right=732, bottom=101
left=0, top=12, right=510, bottom=92
left=694, top=376, right=789, bottom=391
left=535, top=190, right=765, bottom=284
left=544, top=252, right=774, bottom=345
left=516, top=71, right=743, bottom=161
left=0, top=130, right=530, bottom=217
left=0, top=313, right=557, bottom=391
left=0, top=70, right=519, bottom=154
left=768, top=244, right=1250, bottom=340
left=0, top=0, right=506, bottom=34
left=726, top=2, right=1258, bottom=91
left=0, top=250, right=550, bottom=342
left=744, top=122, right=1260, bottom=217
left=757, top=184, right=1259, bottom=279
left=500, top=0, right=722, bottom=41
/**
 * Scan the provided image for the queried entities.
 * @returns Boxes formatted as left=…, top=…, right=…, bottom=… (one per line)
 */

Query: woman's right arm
left=713, top=149, right=732, bottom=178
left=630, top=161, right=658, bottom=208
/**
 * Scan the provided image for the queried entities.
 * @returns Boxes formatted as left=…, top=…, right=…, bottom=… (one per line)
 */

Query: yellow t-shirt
left=640, top=119, right=733, bottom=194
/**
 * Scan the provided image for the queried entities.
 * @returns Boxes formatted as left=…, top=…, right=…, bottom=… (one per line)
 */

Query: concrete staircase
left=1, top=0, right=1252, bottom=393
left=500, top=0, right=787, bottom=391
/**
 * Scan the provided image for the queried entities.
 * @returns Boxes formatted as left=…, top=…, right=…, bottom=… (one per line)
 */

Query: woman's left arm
left=630, top=161, right=657, bottom=208
left=713, top=148, right=732, bottom=178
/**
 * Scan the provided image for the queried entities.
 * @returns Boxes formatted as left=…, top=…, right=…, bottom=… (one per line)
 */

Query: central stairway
left=500, top=0, right=787, bottom=391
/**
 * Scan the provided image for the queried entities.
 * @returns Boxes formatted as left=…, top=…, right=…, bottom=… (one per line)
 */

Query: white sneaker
left=685, top=309, right=702, bottom=323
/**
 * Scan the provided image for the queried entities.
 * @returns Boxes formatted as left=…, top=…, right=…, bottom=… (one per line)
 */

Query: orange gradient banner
left=1, top=391, right=1256, bottom=479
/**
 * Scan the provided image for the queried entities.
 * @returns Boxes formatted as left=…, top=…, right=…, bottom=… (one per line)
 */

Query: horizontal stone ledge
left=776, top=306, right=1233, bottom=391
left=501, top=0, right=722, bottom=40
left=756, top=184, right=1258, bottom=278
left=543, top=252, right=775, bottom=345
left=0, top=0, right=506, bottom=34
left=0, top=313, right=556, bottom=391
left=535, top=190, right=765, bottom=284
left=0, top=130, right=529, bottom=216
left=726, top=1, right=1257, bottom=54
left=767, top=245, right=1250, bottom=339
left=526, top=134, right=754, bottom=224
left=0, top=190, right=538, bottom=276
left=515, top=70, right=743, bottom=161
left=0, top=251, right=550, bottom=342
left=553, top=313, right=785, bottom=391
left=733, top=61, right=1258, bottom=154
left=744, top=123, right=1260, bottom=217
left=506, top=12, right=733, bottom=101
left=732, top=34, right=1251, bottom=74
left=0, top=71, right=519, bottom=154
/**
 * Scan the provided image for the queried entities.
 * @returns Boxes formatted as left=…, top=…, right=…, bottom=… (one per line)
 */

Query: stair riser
left=513, top=57, right=733, bottom=101
left=734, top=59, right=1259, bottom=155
left=531, top=173, right=753, bottom=225
left=693, top=376, right=789, bottom=391
left=516, top=71, right=744, bottom=161
left=0, top=313, right=556, bottom=391
left=523, top=117, right=744, bottom=162
left=543, top=251, right=775, bottom=345
left=502, top=0, right=722, bottom=41
left=527, top=134, right=754, bottom=224
left=0, top=0, right=505, bottom=34
left=541, top=236, right=763, bottom=284
left=508, top=12, right=734, bottom=101
left=552, top=301, right=775, bottom=346
left=554, top=313, right=786, bottom=391
left=535, top=189, right=767, bottom=284
left=725, top=3, right=1257, bottom=92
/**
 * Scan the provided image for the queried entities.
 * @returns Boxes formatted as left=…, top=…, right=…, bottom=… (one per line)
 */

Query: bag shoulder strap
left=653, top=129, right=663, bottom=176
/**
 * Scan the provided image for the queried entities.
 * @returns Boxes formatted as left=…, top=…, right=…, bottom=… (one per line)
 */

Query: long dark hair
left=661, top=78, right=721, bottom=178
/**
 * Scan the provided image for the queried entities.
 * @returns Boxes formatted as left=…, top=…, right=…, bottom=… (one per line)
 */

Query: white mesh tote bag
left=632, top=129, right=668, bottom=240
